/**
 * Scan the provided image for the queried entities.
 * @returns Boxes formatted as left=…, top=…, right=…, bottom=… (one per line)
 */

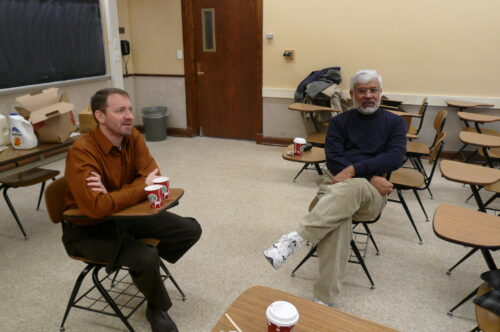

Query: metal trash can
left=142, top=106, right=169, bottom=142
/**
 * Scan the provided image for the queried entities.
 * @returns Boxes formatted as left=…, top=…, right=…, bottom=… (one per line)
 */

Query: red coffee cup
left=153, top=176, right=170, bottom=200
left=266, top=301, right=299, bottom=332
left=145, top=184, right=163, bottom=208
left=293, top=138, right=307, bottom=156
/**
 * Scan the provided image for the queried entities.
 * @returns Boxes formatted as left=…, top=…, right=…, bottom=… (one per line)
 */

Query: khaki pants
left=297, top=173, right=386, bottom=303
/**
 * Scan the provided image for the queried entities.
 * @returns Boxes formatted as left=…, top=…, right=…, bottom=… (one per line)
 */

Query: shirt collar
left=92, top=126, right=130, bottom=154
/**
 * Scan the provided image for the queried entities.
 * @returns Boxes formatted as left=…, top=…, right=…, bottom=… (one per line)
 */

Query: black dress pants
left=62, top=211, right=202, bottom=311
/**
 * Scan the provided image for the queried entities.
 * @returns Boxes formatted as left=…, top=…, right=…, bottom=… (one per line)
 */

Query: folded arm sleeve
left=65, top=137, right=158, bottom=220
left=353, top=116, right=407, bottom=176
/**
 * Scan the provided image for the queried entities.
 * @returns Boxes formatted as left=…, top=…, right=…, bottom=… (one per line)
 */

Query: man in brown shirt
left=63, top=88, right=201, bottom=332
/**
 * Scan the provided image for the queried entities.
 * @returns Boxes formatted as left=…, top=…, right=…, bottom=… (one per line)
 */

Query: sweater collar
left=355, top=107, right=382, bottom=119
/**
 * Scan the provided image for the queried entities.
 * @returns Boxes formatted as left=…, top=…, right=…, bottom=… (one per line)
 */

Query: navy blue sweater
left=325, top=108, right=407, bottom=178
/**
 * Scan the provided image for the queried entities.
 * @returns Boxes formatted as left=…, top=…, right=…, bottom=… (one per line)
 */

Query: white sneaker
left=264, top=232, right=303, bottom=269
left=313, top=298, right=334, bottom=308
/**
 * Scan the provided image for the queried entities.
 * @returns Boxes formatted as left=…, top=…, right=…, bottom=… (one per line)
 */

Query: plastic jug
left=9, top=113, right=38, bottom=149
left=0, top=114, right=9, bottom=147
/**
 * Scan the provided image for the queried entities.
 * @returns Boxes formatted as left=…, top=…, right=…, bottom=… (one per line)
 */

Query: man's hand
left=86, top=171, right=108, bottom=194
left=370, top=176, right=393, bottom=196
left=145, top=168, right=160, bottom=186
left=332, top=165, right=355, bottom=184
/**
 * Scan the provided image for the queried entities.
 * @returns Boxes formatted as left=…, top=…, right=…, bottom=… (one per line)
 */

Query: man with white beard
left=264, top=69, right=407, bottom=307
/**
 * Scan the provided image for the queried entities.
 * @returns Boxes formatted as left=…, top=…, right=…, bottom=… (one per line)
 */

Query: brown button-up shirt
left=64, top=127, right=158, bottom=223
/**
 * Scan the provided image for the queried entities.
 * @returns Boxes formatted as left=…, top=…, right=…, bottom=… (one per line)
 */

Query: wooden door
left=183, top=0, right=262, bottom=140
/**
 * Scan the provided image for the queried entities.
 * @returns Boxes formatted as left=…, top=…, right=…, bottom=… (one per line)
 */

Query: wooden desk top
left=211, top=286, right=398, bottom=332
left=381, top=98, right=403, bottom=106
left=457, top=112, right=500, bottom=123
left=282, top=144, right=325, bottom=163
left=459, top=132, right=500, bottom=148
left=64, top=188, right=184, bottom=220
left=433, top=204, right=500, bottom=248
left=288, top=103, right=341, bottom=113
left=439, top=160, right=500, bottom=186
left=0, top=138, right=75, bottom=167
left=388, top=110, right=420, bottom=118
left=446, top=100, right=494, bottom=109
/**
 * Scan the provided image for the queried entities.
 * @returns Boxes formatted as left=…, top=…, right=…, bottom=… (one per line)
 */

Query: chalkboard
left=0, top=0, right=106, bottom=90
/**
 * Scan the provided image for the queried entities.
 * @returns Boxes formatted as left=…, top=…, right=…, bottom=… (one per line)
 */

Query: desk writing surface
left=434, top=205, right=500, bottom=248
left=439, top=160, right=500, bottom=186
left=446, top=100, right=495, bottom=109
left=459, top=132, right=500, bottom=148
left=457, top=112, right=500, bottom=123
left=0, top=137, right=76, bottom=178
left=0, top=141, right=72, bottom=166
left=389, top=110, right=420, bottom=118
left=212, top=286, right=398, bottom=332
left=63, top=188, right=184, bottom=220
left=282, top=144, right=325, bottom=163
left=288, top=102, right=340, bottom=113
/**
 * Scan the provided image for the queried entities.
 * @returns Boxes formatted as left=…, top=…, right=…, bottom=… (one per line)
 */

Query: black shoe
left=146, top=306, right=179, bottom=332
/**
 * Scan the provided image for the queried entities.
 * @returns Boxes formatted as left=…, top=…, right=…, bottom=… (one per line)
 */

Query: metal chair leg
left=397, top=189, right=423, bottom=244
left=92, top=266, right=135, bottom=332
left=293, top=163, right=310, bottom=182
left=313, top=163, right=323, bottom=175
left=426, top=186, right=434, bottom=200
left=60, top=264, right=94, bottom=332
left=159, top=260, right=186, bottom=301
left=36, top=181, right=46, bottom=210
left=447, top=287, right=479, bottom=317
left=110, top=268, right=121, bottom=287
left=2, top=185, right=28, bottom=239
left=362, top=223, right=380, bottom=255
left=350, top=239, right=375, bottom=289
left=451, top=143, right=469, bottom=161
left=412, top=189, right=429, bottom=221
left=446, top=248, right=478, bottom=275
left=291, top=245, right=318, bottom=277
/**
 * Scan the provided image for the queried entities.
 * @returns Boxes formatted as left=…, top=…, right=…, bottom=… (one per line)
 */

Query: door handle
left=196, top=62, right=204, bottom=76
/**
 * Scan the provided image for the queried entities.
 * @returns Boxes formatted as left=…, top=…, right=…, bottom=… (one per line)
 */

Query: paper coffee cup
left=145, top=184, right=163, bottom=208
left=266, top=301, right=299, bottom=332
left=153, top=176, right=170, bottom=200
left=293, top=137, right=307, bottom=156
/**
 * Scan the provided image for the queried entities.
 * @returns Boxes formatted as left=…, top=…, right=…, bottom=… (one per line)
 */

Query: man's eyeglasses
left=354, top=88, right=380, bottom=95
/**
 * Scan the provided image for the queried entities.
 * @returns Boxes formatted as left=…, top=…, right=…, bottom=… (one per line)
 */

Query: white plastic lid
left=293, top=137, right=306, bottom=144
left=153, top=176, right=169, bottom=182
left=265, top=301, right=299, bottom=327
left=145, top=184, right=162, bottom=191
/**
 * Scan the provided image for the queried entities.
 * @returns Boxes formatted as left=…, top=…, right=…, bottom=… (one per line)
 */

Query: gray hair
left=349, top=70, right=382, bottom=90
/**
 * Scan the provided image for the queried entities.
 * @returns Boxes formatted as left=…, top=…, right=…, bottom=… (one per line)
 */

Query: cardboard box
left=15, top=88, right=77, bottom=143
left=78, top=105, right=97, bottom=133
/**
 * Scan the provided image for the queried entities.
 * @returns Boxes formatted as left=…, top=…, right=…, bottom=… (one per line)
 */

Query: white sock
left=287, top=231, right=304, bottom=245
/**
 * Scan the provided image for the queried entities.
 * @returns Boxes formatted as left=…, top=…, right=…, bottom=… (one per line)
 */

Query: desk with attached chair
left=45, top=177, right=186, bottom=332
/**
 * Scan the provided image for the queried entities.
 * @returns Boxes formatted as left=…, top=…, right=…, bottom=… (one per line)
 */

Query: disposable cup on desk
left=153, top=176, right=170, bottom=200
left=293, top=137, right=306, bottom=156
left=266, top=301, right=299, bottom=332
left=145, top=184, right=163, bottom=208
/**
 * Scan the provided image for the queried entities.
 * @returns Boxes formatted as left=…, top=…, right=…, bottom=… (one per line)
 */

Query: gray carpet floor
left=0, top=136, right=498, bottom=332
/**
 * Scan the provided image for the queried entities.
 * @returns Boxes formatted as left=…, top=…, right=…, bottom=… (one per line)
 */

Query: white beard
left=358, top=106, right=378, bottom=114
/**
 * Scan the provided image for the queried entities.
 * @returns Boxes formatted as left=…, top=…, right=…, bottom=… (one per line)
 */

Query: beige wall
left=125, top=0, right=184, bottom=75
left=119, top=0, right=500, bottom=97
left=263, top=0, right=500, bottom=98
left=117, top=0, right=135, bottom=74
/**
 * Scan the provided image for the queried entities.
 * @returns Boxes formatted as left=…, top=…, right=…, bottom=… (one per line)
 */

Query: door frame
left=181, top=0, right=263, bottom=141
